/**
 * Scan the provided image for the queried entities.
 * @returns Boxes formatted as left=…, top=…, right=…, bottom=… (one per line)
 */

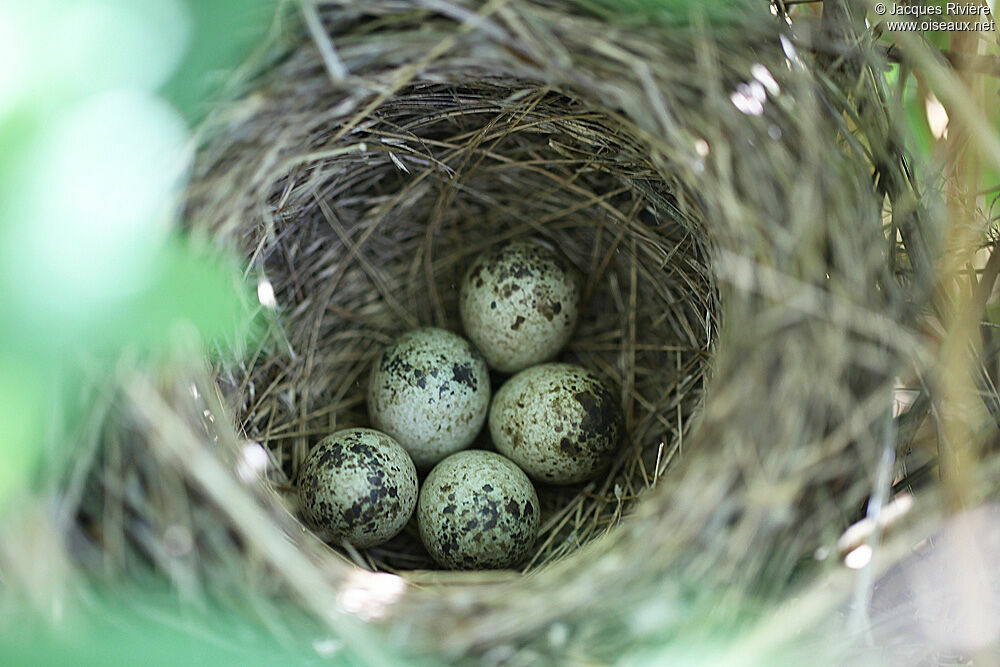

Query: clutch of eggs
left=296, top=235, right=623, bottom=566
left=367, top=327, right=491, bottom=468
left=460, top=239, right=579, bottom=374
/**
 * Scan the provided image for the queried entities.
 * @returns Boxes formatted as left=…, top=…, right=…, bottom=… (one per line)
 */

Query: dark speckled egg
left=367, top=328, right=491, bottom=468
left=298, top=428, right=418, bottom=548
left=490, top=363, right=622, bottom=485
left=417, top=450, right=539, bottom=570
left=459, top=239, right=580, bottom=374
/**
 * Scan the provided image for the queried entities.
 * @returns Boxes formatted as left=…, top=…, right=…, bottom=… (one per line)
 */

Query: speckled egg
left=459, top=239, right=580, bottom=373
left=298, top=428, right=418, bottom=548
left=417, top=450, right=539, bottom=569
left=367, top=327, right=491, bottom=468
left=490, top=363, right=622, bottom=485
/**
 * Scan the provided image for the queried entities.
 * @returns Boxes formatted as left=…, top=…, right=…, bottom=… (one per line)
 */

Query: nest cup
left=190, top=23, right=716, bottom=574
left=172, top=0, right=912, bottom=660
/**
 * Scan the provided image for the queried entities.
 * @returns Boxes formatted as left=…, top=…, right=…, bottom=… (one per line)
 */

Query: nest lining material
left=98, top=0, right=926, bottom=660
left=201, top=76, right=714, bottom=573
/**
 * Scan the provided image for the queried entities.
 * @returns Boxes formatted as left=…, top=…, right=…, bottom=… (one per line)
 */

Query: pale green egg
left=298, top=428, right=418, bottom=548
left=417, top=450, right=539, bottom=569
left=367, top=328, right=491, bottom=468
left=460, top=240, right=579, bottom=374
left=490, top=363, right=622, bottom=485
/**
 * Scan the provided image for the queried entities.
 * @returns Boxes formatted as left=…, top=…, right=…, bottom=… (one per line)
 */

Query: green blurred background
left=0, top=1, right=317, bottom=663
left=0, top=0, right=281, bottom=509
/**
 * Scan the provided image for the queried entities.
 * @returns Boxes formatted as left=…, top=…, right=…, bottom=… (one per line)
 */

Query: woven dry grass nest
left=82, top=0, right=950, bottom=662
left=196, top=81, right=715, bottom=573
left=187, top=2, right=725, bottom=575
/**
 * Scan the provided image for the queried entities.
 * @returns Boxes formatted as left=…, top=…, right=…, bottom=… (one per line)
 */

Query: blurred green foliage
left=162, top=0, right=280, bottom=120
left=0, top=0, right=278, bottom=508
left=888, top=63, right=938, bottom=163
left=875, top=3, right=1000, bottom=201
left=0, top=358, right=46, bottom=513
left=572, top=0, right=761, bottom=26
left=1, top=582, right=358, bottom=666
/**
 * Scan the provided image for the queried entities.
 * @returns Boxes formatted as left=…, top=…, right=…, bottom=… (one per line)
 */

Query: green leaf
left=0, top=357, right=47, bottom=508
left=93, top=234, right=253, bottom=356
left=0, top=582, right=357, bottom=667
left=924, top=0, right=952, bottom=50
left=1, top=232, right=250, bottom=360
left=569, top=0, right=762, bottom=27
left=161, top=0, right=281, bottom=121
left=899, top=70, right=937, bottom=162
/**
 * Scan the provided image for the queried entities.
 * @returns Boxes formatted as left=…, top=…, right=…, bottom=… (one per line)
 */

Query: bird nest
left=79, top=0, right=947, bottom=662
left=194, top=74, right=715, bottom=571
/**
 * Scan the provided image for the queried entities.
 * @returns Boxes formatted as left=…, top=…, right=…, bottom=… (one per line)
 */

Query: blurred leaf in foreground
left=162, top=0, right=280, bottom=120
left=571, top=0, right=760, bottom=26
left=0, top=581, right=359, bottom=667
left=0, top=0, right=271, bottom=508
left=0, top=359, right=47, bottom=507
